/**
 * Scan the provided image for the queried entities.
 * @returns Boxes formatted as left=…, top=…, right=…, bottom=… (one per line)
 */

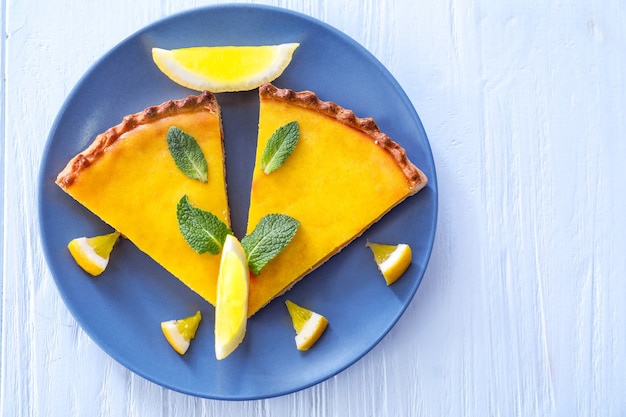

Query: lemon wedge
left=161, top=311, right=202, bottom=355
left=366, top=242, right=412, bottom=285
left=214, top=234, right=249, bottom=360
left=285, top=300, right=328, bottom=351
left=67, top=231, right=120, bottom=276
left=152, top=43, right=299, bottom=93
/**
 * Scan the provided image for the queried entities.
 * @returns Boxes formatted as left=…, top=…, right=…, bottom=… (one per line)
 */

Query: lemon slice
left=285, top=300, right=328, bottom=351
left=152, top=43, right=300, bottom=93
left=67, top=231, right=120, bottom=276
left=366, top=242, right=412, bottom=285
left=214, top=234, right=250, bottom=360
left=161, top=311, right=202, bottom=355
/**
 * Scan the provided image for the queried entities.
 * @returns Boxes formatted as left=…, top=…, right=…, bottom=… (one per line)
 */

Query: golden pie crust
left=245, top=84, right=428, bottom=315
left=56, top=85, right=428, bottom=317
left=258, top=83, right=427, bottom=192
left=56, top=91, right=228, bottom=306
left=56, top=91, right=220, bottom=188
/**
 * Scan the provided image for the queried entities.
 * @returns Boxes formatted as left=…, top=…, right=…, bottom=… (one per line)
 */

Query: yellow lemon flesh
left=366, top=242, right=412, bottom=285
left=285, top=300, right=328, bottom=351
left=161, top=311, right=202, bottom=355
left=215, top=234, right=250, bottom=360
left=67, top=231, right=120, bottom=276
left=152, top=43, right=299, bottom=93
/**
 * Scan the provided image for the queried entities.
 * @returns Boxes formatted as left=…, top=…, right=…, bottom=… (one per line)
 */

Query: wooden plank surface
left=2, top=0, right=626, bottom=415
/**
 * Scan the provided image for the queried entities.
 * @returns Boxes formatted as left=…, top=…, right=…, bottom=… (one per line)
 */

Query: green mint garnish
left=167, top=126, right=208, bottom=182
left=176, top=195, right=231, bottom=255
left=241, top=214, right=300, bottom=275
left=260, top=121, right=300, bottom=174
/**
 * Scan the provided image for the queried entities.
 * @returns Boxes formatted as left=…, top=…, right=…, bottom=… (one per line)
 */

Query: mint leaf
left=260, top=121, right=300, bottom=174
left=176, top=195, right=231, bottom=255
left=241, top=214, right=300, bottom=275
left=167, top=126, right=208, bottom=182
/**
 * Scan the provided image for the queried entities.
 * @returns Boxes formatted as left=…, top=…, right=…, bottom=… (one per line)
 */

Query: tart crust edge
left=56, top=91, right=220, bottom=189
left=259, top=83, right=428, bottom=194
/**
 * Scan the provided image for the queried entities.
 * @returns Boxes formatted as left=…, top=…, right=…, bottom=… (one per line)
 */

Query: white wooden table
left=2, top=0, right=625, bottom=415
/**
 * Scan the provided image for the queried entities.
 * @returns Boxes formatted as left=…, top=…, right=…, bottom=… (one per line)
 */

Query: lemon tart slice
left=56, top=92, right=228, bottom=305
left=246, top=84, right=428, bottom=315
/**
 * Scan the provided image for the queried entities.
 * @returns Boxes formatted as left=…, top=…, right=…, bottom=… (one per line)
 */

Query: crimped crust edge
left=259, top=83, right=428, bottom=193
left=56, top=91, right=219, bottom=188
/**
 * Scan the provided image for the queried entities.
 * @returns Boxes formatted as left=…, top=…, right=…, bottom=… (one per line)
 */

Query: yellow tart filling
left=57, top=94, right=228, bottom=305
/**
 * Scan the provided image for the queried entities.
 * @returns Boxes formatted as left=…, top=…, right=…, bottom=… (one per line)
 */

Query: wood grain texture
left=2, top=0, right=626, bottom=415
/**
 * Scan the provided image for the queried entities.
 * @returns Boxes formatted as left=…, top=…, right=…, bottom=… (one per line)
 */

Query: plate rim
left=37, top=3, right=438, bottom=400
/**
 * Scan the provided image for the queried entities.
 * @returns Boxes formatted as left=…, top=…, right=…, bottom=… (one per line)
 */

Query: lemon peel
left=161, top=311, right=202, bottom=355
left=152, top=43, right=299, bottom=93
left=366, top=241, right=412, bottom=285
left=285, top=300, right=328, bottom=351
left=214, top=234, right=250, bottom=360
left=67, top=231, right=120, bottom=276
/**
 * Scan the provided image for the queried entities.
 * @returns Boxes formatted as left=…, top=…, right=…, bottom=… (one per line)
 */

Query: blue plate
left=38, top=4, right=437, bottom=400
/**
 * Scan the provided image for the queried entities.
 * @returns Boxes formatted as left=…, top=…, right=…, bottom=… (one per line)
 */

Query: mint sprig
left=167, top=126, right=208, bottom=182
left=176, top=195, right=231, bottom=255
left=260, top=121, right=300, bottom=174
left=176, top=199, right=299, bottom=275
left=241, top=214, right=300, bottom=275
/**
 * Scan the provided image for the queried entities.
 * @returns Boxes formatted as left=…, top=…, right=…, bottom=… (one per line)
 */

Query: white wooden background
left=2, top=0, right=625, bottom=415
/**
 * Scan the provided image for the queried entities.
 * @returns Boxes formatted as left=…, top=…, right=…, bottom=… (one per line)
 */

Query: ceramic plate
left=39, top=4, right=437, bottom=400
